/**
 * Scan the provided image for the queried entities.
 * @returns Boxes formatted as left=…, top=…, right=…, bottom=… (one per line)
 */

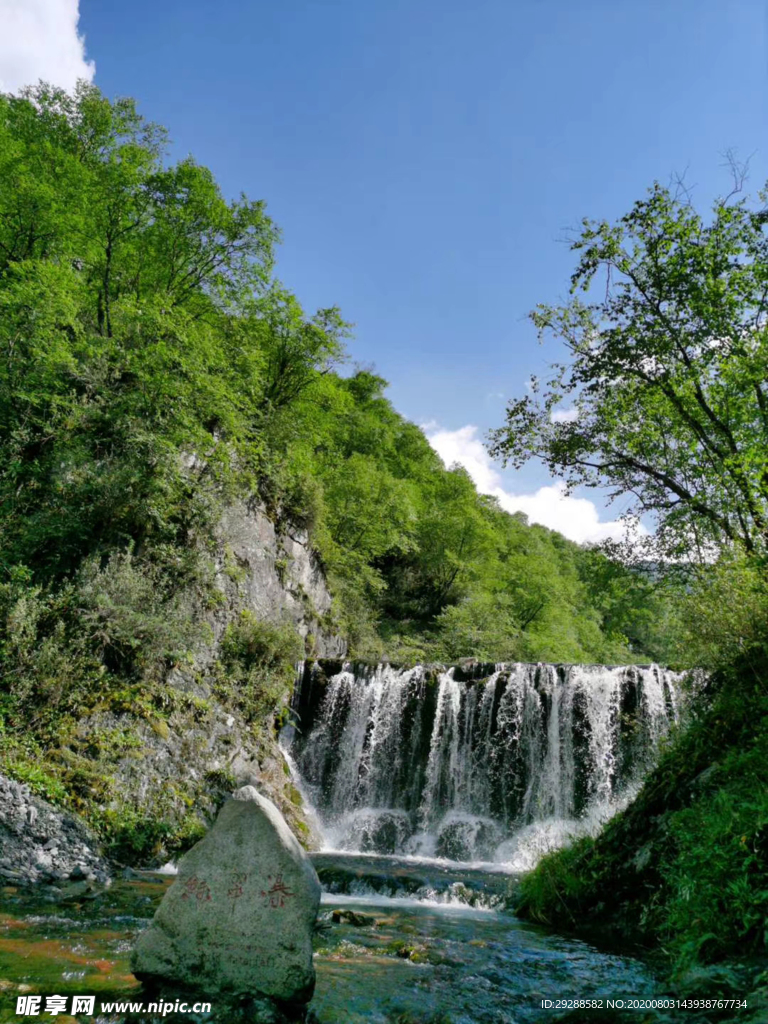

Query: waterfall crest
left=286, top=661, right=682, bottom=868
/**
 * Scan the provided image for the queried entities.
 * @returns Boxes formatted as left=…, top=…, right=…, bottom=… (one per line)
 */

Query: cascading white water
left=286, top=661, right=683, bottom=868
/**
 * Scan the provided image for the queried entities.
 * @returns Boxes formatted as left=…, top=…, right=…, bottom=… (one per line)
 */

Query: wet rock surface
left=0, top=774, right=110, bottom=886
left=435, top=815, right=502, bottom=862
left=131, top=786, right=321, bottom=1007
left=213, top=502, right=346, bottom=660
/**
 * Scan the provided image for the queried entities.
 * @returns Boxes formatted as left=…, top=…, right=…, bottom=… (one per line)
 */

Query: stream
left=0, top=853, right=691, bottom=1024
left=0, top=662, right=702, bottom=1022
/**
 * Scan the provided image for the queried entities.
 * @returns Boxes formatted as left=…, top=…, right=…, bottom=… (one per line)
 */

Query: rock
left=131, top=786, right=321, bottom=1007
left=64, top=502, right=343, bottom=861
left=330, top=909, right=374, bottom=927
left=0, top=774, right=111, bottom=887
left=674, top=963, right=745, bottom=999
left=214, top=503, right=346, bottom=659
left=435, top=815, right=501, bottom=861
left=337, top=809, right=412, bottom=855
left=632, top=842, right=653, bottom=872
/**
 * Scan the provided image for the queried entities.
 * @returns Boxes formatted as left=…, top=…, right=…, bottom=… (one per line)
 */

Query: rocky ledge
left=0, top=775, right=110, bottom=886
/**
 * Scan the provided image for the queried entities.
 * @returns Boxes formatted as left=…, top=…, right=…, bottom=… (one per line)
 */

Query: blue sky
left=2, top=0, right=767, bottom=541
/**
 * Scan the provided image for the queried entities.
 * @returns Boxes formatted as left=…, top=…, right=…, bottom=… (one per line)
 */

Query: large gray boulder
left=131, top=786, right=321, bottom=1007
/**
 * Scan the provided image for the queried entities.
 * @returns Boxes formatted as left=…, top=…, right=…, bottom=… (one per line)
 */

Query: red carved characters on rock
left=228, top=871, right=247, bottom=899
left=260, top=872, right=295, bottom=908
left=181, top=875, right=212, bottom=902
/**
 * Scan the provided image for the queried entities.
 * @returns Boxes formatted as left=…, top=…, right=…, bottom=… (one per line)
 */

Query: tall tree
left=489, top=180, right=768, bottom=558
left=0, top=83, right=281, bottom=575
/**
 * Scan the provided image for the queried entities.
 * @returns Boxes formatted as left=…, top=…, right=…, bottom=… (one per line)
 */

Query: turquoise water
left=0, top=855, right=713, bottom=1023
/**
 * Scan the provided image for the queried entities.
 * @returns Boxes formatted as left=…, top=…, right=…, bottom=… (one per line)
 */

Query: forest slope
left=0, top=84, right=674, bottom=863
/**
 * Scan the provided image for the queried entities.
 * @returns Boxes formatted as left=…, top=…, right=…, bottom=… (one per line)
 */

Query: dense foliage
left=501, top=172, right=768, bottom=1003
left=265, top=366, right=681, bottom=664
left=489, top=179, right=768, bottom=560
left=0, top=82, right=669, bottom=677
left=0, top=84, right=679, bottom=857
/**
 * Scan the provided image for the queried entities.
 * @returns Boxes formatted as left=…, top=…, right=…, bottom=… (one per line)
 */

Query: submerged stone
left=330, top=908, right=374, bottom=927
left=435, top=815, right=501, bottom=862
left=338, top=809, right=412, bottom=855
left=131, top=786, right=321, bottom=1007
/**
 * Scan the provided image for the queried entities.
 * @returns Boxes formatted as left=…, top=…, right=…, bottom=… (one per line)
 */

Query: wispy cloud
left=424, top=423, right=646, bottom=545
left=0, top=0, right=95, bottom=94
left=550, top=407, right=579, bottom=423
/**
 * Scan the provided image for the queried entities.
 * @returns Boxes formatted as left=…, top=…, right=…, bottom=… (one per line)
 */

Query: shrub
left=516, top=835, right=597, bottom=927
left=0, top=567, right=102, bottom=726
left=77, top=548, right=197, bottom=679
left=0, top=547, right=203, bottom=724
left=216, top=611, right=302, bottom=722
left=0, top=753, right=69, bottom=804
left=674, top=551, right=768, bottom=673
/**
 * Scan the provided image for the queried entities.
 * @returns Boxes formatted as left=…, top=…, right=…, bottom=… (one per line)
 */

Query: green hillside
left=0, top=81, right=673, bottom=675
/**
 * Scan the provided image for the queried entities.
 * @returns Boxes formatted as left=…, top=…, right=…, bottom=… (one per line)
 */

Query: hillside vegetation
left=0, top=83, right=679, bottom=858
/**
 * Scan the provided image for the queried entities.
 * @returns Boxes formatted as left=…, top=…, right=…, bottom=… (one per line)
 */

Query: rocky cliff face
left=211, top=500, right=346, bottom=661
left=57, top=503, right=344, bottom=874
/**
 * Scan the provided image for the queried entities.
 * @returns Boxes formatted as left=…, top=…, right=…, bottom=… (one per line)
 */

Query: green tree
left=0, top=80, right=676, bottom=677
left=399, top=468, right=496, bottom=618
left=489, top=180, right=768, bottom=559
left=0, top=82, right=283, bottom=576
left=255, top=287, right=348, bottom=413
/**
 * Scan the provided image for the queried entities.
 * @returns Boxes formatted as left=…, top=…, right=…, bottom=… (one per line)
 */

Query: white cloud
left=0, top=0, right=94, bottom=95
left=425, top=423, right=647, bottom=545
left=419, top=418, right=440, bottom=433
left=550, top=407, right=579, bottom=424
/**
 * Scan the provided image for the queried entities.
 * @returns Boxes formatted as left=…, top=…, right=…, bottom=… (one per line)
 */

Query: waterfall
left=286, top=661, right=683, bottom=867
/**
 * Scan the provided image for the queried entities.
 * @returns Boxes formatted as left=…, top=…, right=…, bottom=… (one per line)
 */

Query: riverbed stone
left=130, top=786, right=321, bottom=1007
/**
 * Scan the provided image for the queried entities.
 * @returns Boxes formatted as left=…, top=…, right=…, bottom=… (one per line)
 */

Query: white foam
left=289, top=662, right=683, bottom=871
left=320, top=891, right=497, bottom=915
